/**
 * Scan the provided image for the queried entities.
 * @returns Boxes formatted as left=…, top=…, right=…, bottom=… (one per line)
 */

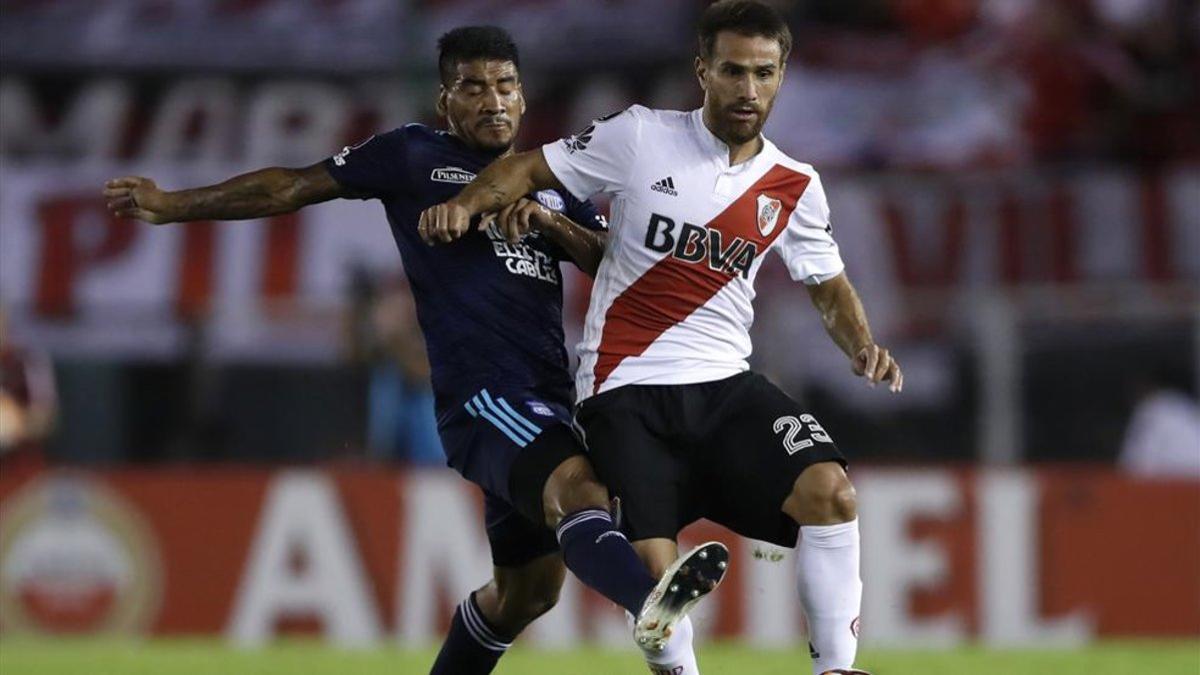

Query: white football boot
left=634, top=541, right=730, bottom=651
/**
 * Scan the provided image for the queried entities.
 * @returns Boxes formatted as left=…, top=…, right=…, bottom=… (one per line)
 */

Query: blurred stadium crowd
left=2, top=0, right=1197, bottom=166
left=0, top=0, right=1197, bottom=469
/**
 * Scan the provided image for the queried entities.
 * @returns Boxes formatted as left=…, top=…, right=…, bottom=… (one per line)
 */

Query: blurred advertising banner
left=1, top=467, right=1196, bottom=646
left=2, top=165, right=1197, bottom=361
left=0, top=166, right=399, bottom=360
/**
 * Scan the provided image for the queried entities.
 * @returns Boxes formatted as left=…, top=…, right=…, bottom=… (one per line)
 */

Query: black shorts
left=439, top=387, right=583, bottom=567
left=575, top=371, right=846, bottom=548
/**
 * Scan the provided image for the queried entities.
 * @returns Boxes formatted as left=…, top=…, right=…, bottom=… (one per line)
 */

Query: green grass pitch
left=1, top=639, right=1197, bottom=674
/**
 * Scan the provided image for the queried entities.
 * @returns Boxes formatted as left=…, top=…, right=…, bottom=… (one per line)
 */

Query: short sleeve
left=774, top=171, right=845, bottom=285
left=542, top=106, right=643, bottom=200
left=323, top=128, right=410, bottom=199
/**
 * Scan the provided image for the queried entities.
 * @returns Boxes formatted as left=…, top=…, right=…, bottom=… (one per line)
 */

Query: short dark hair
left=698, top=0, right=792, bottom=63
left=436, top=26, right=520, bottom=85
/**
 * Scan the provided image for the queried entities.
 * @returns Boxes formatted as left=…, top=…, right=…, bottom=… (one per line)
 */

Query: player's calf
left=431, top=555, right=565, bottom=675
left=476, top=559, right=564, bottom=635
left=783, top=462, right=863, bottom=675
left=540, top=454, right=661, bottom=616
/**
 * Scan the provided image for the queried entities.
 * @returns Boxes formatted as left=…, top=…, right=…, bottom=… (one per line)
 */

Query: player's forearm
left=541, top=213, right=607, bottom=277
left=808, top=273, right=874, bottom=359
left=162, top=167, right=316, bottom=222
left=451, top=149, right=559, bottom=216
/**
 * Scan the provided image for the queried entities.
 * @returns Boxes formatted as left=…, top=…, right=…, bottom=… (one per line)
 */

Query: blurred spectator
left=350, top=275, right=443, bottom=465
left=3, top=0, right=1195, bottom=169
left=767, top=52, right=1024, bottom=168
left=0, top=306, right=57, bottom=476
left=1119, top=370, right=1200, bottom=477
left=1001, top=2, right=1140, bottom=161
left=1105, top=0, right=1200, bottom=163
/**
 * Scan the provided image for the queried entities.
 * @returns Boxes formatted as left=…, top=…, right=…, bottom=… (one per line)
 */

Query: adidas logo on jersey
left=650, top=176, right=678, bottom=196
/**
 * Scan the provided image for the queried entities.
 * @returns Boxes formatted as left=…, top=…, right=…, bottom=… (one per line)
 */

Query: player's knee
left=787, top=462, right=857, bottom=525
left=829, top=480, right=857, bottom=521
left=542, top=456, right=611, bottom=528
left=544, top=476, right=610, bottom=528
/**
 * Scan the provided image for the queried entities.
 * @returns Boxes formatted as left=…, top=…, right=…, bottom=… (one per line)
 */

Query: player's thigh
left=576, top=389, right=695, bottom=543
left=699, top=372, right=847, bottom=547
left=443, top=387, right=584, bottom=526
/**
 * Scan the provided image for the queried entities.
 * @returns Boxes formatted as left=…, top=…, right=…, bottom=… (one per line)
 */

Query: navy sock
left=556, top=508, right=656, bottom=615
left=429, top=592, right=514, bottom=675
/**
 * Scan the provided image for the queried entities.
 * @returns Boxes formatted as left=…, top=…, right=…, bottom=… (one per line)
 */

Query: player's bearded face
left=697, top=33, right=784, bottom=146
left=440, top=60, right=525, bottom=153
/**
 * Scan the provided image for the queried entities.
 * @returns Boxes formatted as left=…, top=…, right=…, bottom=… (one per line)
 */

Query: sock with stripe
left=429, top=592, right=515, bottom=675
left=556, top=508, right=657, bottom=615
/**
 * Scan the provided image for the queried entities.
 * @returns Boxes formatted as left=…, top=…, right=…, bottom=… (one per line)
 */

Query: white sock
left=797, top=519, right=862, bottom=675
left=641, top=615, right=699, bottom=675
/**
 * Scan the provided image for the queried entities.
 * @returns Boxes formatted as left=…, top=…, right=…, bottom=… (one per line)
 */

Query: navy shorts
left=438, top=386, right=583, bottom=567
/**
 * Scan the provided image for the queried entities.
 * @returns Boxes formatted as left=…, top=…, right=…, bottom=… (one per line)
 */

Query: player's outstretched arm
left=103, top=163, right=348, bottom=225
left=418, top=148, right=561, bottom=245
left=806, top=272, right=903, bottom=392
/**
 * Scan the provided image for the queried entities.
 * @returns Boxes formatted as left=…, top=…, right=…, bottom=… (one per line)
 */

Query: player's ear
left=695, top=56, right=709, bottom=92
left=436, top=85, right=449, bottom=118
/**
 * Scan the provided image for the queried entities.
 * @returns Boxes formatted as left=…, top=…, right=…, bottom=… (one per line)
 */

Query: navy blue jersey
left=324, top=125, right=606, bottom=414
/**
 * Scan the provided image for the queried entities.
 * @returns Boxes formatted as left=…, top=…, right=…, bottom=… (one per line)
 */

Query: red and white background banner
left=1, top=467, right=1196, bottom=646
left=1, top=165, right=1197, bottom=360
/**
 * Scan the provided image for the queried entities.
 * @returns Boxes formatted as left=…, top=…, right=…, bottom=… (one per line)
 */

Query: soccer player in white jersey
left=419, top=3, right=900, bottom=673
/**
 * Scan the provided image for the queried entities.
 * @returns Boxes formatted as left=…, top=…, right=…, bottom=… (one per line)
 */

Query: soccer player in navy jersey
left=105, top=26, right=725, bottom=674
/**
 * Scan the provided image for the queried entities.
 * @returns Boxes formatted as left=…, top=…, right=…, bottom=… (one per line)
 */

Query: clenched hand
left=417, top=201, right=473, bottom=245
left=488, top=198, right=556, bottom=243
left=852, top=343, right=903, bottom=393
left=103, top=176, right=175, bottom=224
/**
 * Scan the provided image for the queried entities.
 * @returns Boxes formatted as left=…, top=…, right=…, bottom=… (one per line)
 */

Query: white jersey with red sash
left=542, top=106, right=845, bottom=401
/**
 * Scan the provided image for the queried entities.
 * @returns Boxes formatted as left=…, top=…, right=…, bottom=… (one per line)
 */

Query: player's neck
left=700, top=109, right=763, bottom=166
left=725, top=136, right=762, bottom=166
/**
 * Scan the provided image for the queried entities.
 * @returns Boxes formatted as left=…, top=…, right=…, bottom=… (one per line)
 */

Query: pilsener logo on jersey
left=430, top=166, right=477, bottom=184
